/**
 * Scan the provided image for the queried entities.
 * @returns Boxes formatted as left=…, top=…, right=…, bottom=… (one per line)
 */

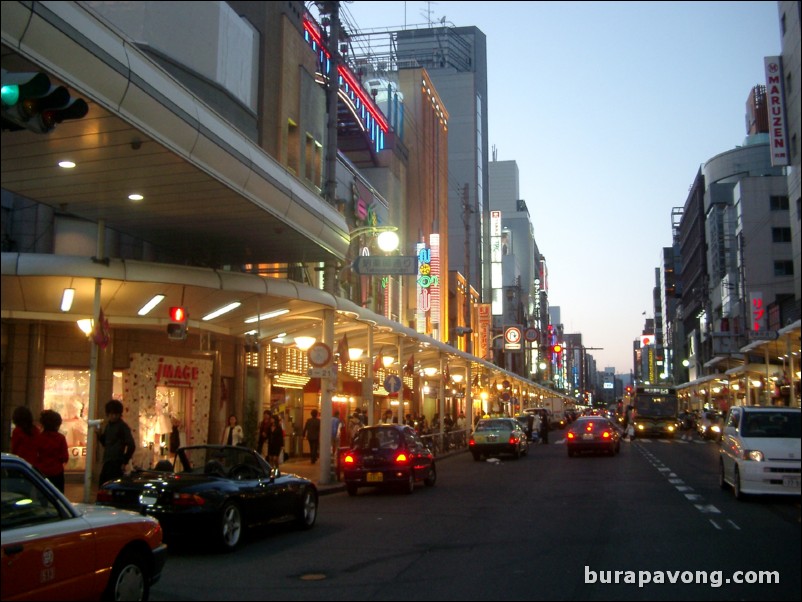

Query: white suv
left=719, top=406, right=801, bottom=499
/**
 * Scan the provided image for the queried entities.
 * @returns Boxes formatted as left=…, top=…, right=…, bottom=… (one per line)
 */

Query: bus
left=632, top=385, right=680, bottom=438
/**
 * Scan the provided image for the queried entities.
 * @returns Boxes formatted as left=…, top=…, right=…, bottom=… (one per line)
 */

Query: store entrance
left=150, top=386, right=194, bottom=465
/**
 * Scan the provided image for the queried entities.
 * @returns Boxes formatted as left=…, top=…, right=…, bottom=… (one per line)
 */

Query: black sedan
left=341, top=425, right=436, bottom=496
left=565, top=417, right=621, bottom=457
left=96, top=445, right=317, bottom=551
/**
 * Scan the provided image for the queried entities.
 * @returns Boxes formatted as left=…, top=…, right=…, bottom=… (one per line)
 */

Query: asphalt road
left=150, top=432, right=801, bottom=601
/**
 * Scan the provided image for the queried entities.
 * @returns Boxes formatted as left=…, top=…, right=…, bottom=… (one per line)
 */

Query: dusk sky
left=333, top=1, right=782, bottom=374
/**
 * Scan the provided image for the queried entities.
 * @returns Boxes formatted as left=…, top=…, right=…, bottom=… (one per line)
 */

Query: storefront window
left=43, top=368, right=123, bottom=472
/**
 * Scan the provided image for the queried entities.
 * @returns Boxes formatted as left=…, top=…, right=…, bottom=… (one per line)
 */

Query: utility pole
left=321, top=1, right=340, bottom=296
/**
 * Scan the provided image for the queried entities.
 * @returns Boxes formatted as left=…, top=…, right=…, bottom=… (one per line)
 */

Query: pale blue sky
left=337, top=1, right=782, bottom=374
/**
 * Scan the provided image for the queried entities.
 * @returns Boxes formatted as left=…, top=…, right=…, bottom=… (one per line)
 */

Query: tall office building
left=349, top=24, right=490, bottom=302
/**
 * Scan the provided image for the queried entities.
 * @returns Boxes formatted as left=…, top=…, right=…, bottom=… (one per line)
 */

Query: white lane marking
left=695, top=504, right=721, bottom=514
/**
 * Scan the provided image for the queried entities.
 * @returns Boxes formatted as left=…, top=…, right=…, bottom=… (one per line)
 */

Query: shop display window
left=43, top=368, right=123, bottom=472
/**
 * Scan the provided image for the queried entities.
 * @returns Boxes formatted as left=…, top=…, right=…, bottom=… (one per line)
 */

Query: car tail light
left=586, top=423, right=593, bottom=432
left=509, top=434, right=519, bottom=445
left=172, top=492, right=206, bottom=506
left=395, top=453, right=409, bottom=464
left=602, top=431, right=611, bottom=439
left=469, top=436, right=475, bottom=446
left=567, top=432, right=575, bottom=440
left=96, top=489, right=113, bottom=503
left=343, top=453, right=355, bottom=464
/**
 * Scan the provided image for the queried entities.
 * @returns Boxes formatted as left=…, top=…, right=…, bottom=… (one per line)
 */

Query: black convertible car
left=96, top=445, right=318, bottom=551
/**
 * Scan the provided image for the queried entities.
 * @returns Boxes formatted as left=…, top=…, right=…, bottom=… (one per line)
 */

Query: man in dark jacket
left=96, top=399, right=136, bottom=486
left=302, top=409, right=321, bottom=464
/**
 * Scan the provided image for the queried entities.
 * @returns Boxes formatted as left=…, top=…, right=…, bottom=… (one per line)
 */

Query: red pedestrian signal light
left=552, top=344, right=562, bottom=354
left=167, top=306, right=188, bottom=340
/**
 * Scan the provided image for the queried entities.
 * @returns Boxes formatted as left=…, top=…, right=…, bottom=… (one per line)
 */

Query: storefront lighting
left=348, top=347, right=364, bottom=361
left=137, top=294, right=165, bottom=316
left=244, top=308, right=290, bottom=323
left=423, top=367, right=438, bottom=377
left=202, top=301, right=241, bottom=321
left=451, top=373, right=464, bottom=383
left=60, top=288, right=75, bottom=312
left=294, top=336, right=316, bottom=351
left=751, top=380, right=762, bottom=388
left=382, top=355, right=395, bottom=368
left=77, top=319, right=93, bottom=335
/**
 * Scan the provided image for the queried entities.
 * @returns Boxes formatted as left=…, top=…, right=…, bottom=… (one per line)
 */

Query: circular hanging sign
left=307, top=342, right=333, bottom=367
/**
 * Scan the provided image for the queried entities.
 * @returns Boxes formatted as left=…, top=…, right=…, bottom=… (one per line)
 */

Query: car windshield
left=353, top=428, right=401, bottom=451
left=741, top=411, right=801, bottom=438
left=176, top=446, right=264, bottom=476
left=476, top=419, right=513, bottom=432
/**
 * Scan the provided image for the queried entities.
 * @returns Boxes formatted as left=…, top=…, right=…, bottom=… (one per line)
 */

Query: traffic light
left=1, top=70, right=88, bottom=134
left=167, top=306, right=188, bottom=340
left=551, top=343, right=562, bottom=354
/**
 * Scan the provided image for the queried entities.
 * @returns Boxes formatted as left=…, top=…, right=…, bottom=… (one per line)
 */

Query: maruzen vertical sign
left=764, top=56, right=789, bottom=167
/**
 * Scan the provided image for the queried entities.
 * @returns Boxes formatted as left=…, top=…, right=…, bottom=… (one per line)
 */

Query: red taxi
left=1, top=453, right=166, bottom=601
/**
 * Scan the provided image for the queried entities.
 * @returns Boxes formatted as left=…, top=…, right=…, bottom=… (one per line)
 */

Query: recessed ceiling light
left=128, top=193, right=144, bottom=201
left=58, top=160, right=76, bottom=169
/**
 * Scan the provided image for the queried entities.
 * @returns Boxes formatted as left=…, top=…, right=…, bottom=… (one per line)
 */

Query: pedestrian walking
left=267, top=418, right=284, bottom=467
left=11, top=406, right=40, bottom=465
left=96, top=399, right=136, bottom=486
left=37, top=409, right=69, bottom=493
left=303, top=409, right=321, bottom=463
left=256, top=410, right=272, bottom=456
left=221, top=414, right=244, bottom=446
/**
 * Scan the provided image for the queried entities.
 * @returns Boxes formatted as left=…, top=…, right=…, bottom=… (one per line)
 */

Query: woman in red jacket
left=37, top=409, right=69, bottom=493
left=11, top=406, right=40, bottom=465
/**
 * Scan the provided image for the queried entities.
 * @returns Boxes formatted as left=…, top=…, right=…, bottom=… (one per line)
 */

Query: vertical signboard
left=764, top=56, right=789, bottom=167
left=750, top=291, right=766, bottom=332
left=477, top=303, right=492, bottom=360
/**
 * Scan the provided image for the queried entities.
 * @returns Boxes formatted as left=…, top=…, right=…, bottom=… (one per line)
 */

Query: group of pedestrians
left=11, top=406, right=70, bottom=492
left=11, top=398, right=137, bottom=493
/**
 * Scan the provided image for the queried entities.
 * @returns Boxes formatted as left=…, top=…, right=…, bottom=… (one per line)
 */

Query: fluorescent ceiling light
left=138, top=294, right=165, bottom=316
left=244, top=308, right=290, bottom=323
left=60, top=288, right=75, bottom=312
left=203, top=301, right=242, bottom=321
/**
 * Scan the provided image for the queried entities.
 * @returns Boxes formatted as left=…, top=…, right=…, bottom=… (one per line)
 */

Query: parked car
left=96, top=445, right=317, bottom=551
left=469, top=417, right=529, bottom=461
left=697, top=411, right=725, bottom=441
left=565, top=416, right=621, bottom=457
left=719, top=406, right=801, bottom=499
left=1, top=452, right=166, bottom=601
left=341, top=424, right=436, bottom=496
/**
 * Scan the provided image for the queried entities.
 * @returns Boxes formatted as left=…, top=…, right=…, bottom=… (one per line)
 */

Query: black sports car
left=96, top=445, right=318, bottom=551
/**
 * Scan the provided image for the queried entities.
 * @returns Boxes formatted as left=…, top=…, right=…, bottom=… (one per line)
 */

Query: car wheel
left=219, top=501, right=243, bottom=551
left=346, top=483, right=358, bottom=496
left=718, top=458, right=728, bottom=490
left=472, top=452, right=481, bottom=461
left=733, top=466, right=747, bottom=501
left=295, top=488, right=317, bottom=529
left=102, top=550, right=148, bottom=601
left=424, top=464, right=437, bottom=487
